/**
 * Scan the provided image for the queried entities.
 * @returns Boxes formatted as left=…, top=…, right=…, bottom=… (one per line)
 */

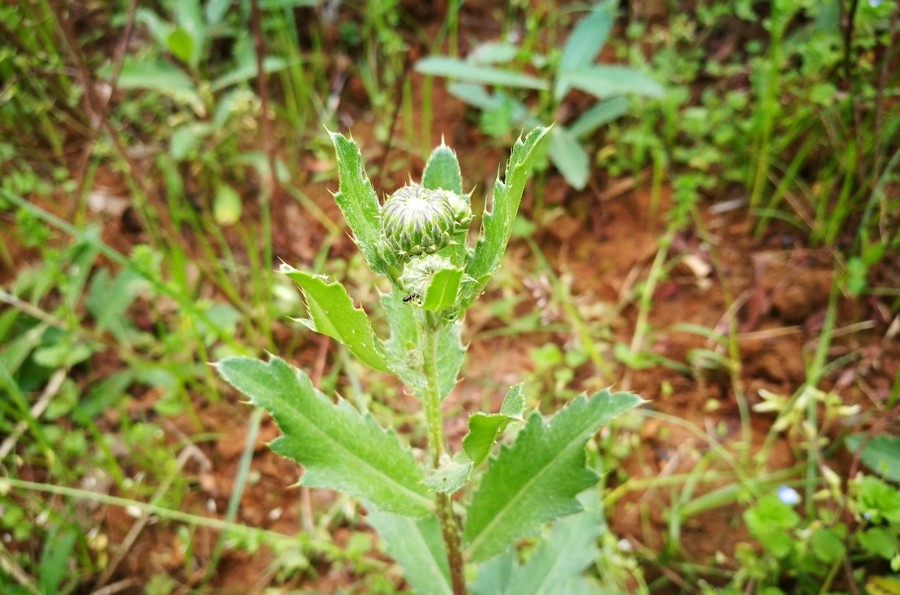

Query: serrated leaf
left=458, top=127, right=552, bottom=314
left=216, top=357, right=433, bottom=516
left=416, top=56, right=549, bottom=90
left=381, top=288, right=425, bottom=390
left=463, top=384, right=526, bottom=467
left=367, top=510, right=451, bottom=595
left=381, top=289, right=465, bottom=399
left=504, top=492, right=601, bottom=595
left=423, top=266, right=463, bottom=311
left=549, top=126, right=590, bottom=190
left=328, top=132, right=394, bottom=278
left=555, top=2, right=613, bottom=100
left=463, top=390, right=642, bottom=561
left=846, top=434, right=900, bottom=483
left=423, top=143, right=463, bottom=195
left=281, top=266, right=390, bottom=373
left=559, top=66, right=664, bottom=99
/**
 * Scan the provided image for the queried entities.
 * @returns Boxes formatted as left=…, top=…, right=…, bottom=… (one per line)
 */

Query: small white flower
left=777, top=485, right=801, bottom=505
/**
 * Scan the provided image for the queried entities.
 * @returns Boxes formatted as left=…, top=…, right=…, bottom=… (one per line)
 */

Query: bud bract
left=382, top=184, right=455, bottom=258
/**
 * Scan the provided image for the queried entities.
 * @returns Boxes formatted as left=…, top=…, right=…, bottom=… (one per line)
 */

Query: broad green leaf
left=381, top=288, right=425, bottom=391
left=463, top=389, right=642, bottom=561
left=381, top=289, right=465, bottom=399
left=458, top=127, right=552, bottom=314
left=172, top=0, right=205, bottom=68
left=559, top=66, right=665, bottom=99
left=846, top=434, right=900, bottom=483
left=462, top=384, right=526, bottom=467
left=423, top=266, right=463, bottom=311
left=504, top=492, right=601, bottom=595
left=281, top=265, right=390, bottom=373
left=555, top=2, right=613, bottom=100
left=422, top=142, right=463, bottom=195
left=216, top=357, right=433, bottom=516
left=166, top=27, right=195, bottom=64
left=367, top=510, right=451, bottom=595
left=549, top=126, right=590, bottom=190
left=416, top=56, right=549, bottom=90
left=328, top=132, right=395, bottom=278
left=568, top=96, right=629, bottom=138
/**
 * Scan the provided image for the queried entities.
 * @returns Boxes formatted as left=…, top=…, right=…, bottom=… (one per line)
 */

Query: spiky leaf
left=503, top=492, right=601, bottom=594
left=463, top=389, right=642, bottom=561
left=367, top=510, right=451, bottom=595
left=329, top=132, right=394, bottom=277
left=217, top=357, right=433, bottom=517
left=423, top=142, right=463, bottom=195
left=462, top=384, right=526, bottom=467
left=381, top=289, right=465, bottom=400
left=458, top=127, right=551, bottom=315
left=282, top=265, right=390, bottom=373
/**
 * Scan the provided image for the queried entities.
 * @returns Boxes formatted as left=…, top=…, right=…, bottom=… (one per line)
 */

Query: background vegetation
left=0, top=0, right=897, bottom=592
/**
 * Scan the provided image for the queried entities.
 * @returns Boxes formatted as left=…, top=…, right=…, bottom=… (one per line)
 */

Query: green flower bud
left=382, top=184, right=455, bottom=258
left=399, top=254, right=453, bottom=297
left=444, top=189, right=473, bottom=231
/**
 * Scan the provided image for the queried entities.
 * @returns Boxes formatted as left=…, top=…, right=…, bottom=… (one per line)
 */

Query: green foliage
left=281, top=266, right=390, bottom=373
left=216, top=356, right=433, bottom=517
left=463, top=390, right=643, bottom=561
left=416, top=2, right=663, bottom=189
left=216, top=131, right=641, bottom=593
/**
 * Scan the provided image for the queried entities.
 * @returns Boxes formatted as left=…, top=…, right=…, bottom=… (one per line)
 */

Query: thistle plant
left=216, top=127, right=643, bottom=593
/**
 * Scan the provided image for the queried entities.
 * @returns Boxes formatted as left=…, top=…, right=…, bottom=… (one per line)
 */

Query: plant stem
left=415, top=309, right=467, bottom=595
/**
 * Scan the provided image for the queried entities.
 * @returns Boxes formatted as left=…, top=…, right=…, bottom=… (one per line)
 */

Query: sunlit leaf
left=463, top=389, right=642, bottom=561
left=217, top=357, right=433, bottom=516
left=281, top=265, right=390, bottom=373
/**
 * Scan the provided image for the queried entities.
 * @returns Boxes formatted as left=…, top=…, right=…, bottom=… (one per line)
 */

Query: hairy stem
left=415, top=309, right=466, bottom=595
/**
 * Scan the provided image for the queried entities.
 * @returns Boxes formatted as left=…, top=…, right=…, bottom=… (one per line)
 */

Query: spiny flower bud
left=382, top=184, right=455, bottom=258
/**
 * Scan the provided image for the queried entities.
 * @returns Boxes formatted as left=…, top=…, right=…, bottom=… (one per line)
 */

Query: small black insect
left=403, top=292, right=421, bottom=304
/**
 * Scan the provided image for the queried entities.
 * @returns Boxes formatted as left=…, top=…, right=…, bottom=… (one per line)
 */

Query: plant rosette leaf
left=463, top=389, right=643, bottom=561
left=281, top=265, right=390, bottom=373
left=216, top=356, right=433, bottom=517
